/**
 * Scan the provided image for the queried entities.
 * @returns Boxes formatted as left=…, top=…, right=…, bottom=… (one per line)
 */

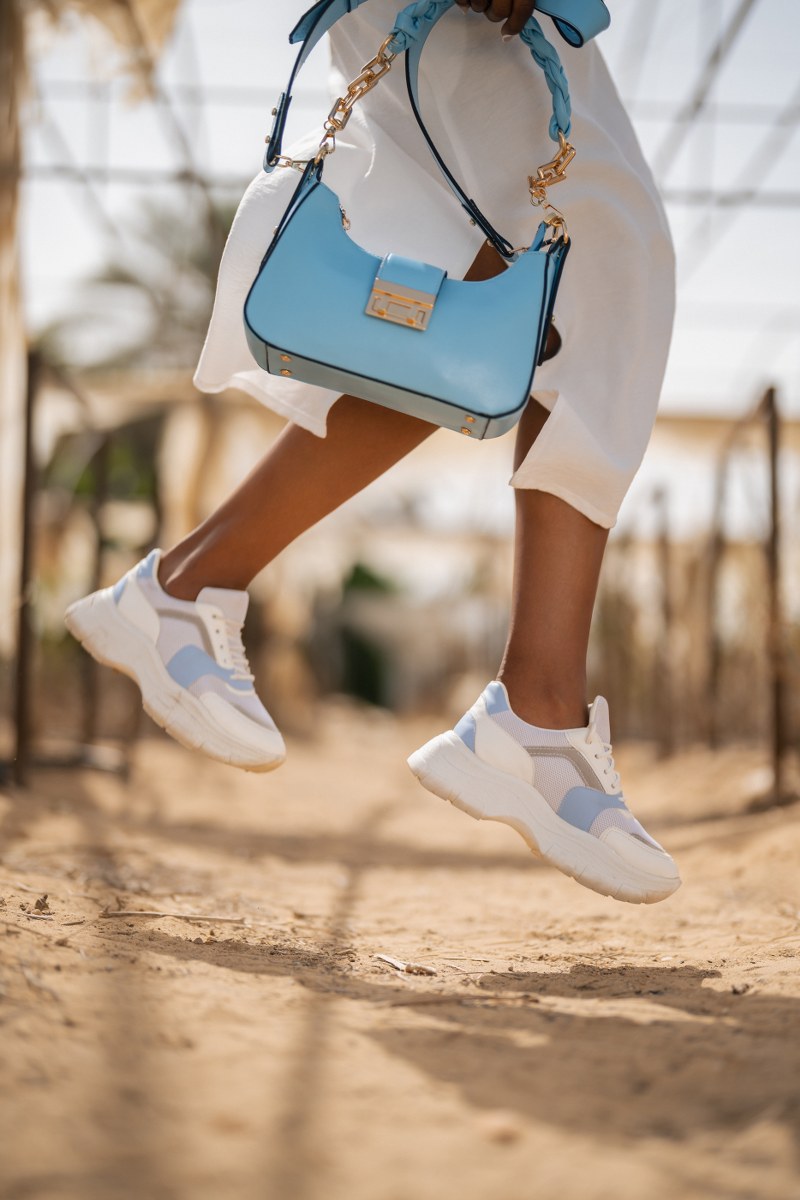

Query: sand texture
left=1, top=708, right=799, bottom=1200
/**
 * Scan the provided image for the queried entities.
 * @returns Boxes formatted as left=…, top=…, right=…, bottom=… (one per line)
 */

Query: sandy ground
left=1, top=706, right=800, bottom=1200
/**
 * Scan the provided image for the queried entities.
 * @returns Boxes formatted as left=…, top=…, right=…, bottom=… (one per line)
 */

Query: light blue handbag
left=244, top=0, right=608, bottom=439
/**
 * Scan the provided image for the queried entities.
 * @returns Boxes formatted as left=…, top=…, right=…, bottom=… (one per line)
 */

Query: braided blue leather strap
left=388, top=0, right=459, bottom=48
left=520, top=18, right=572, bottom=138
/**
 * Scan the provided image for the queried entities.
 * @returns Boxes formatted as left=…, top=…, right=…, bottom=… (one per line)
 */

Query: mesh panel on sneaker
left=130, top=568, right=215, bottom=659
left=530, top=756, right=586, bottom=810
left=490, top=708, right=572, bottom=747
left=156, top=612, right=212, bottom=661
left=589, top=806, right=663, bottom=850
left=187, top=675, right=276, bottom=729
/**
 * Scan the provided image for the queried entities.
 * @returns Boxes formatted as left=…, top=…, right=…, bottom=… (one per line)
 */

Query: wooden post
left=763, top=386, right=790, bottom=806
left=80, top=434, right=111, bottom=746
left=705, top=401, right=762, bottom=751
left=12, top=349, right=40, bottom=787
left=706, top=452, right=730, bottom=749
left=654, top=486, right=675, bottom=757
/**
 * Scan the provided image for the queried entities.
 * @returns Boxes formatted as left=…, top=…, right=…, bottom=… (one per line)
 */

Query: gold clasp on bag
left=367, top=280, right=437, bottom=331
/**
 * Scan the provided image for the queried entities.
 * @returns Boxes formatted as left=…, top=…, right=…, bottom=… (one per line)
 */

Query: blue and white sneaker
left=65, top=550, right=285, bottom=772
left=408, top=680, right=680, bottom=904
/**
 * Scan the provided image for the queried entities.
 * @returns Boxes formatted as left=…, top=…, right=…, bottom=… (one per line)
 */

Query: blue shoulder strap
left=537, top=0, right=609, bottom=46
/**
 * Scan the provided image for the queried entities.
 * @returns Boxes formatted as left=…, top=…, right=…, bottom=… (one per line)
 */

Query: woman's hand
left=454, top=0, right=536, bottom=39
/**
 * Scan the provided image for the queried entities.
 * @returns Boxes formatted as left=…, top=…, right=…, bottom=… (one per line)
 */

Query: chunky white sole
left=408, top=732, right=680, bottom=904
left=65, top=588, right=286, bottom=773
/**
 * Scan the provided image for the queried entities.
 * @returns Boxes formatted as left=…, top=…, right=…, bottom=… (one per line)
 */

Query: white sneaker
left=408, top=680, right=680, bottom=904
left=65, top=549, right=286, bottom=772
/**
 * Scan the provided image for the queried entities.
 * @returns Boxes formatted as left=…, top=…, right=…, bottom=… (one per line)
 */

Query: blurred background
left=1, top=0, right=798, bottom=798
left=3, top=7, right=800, bottom=1200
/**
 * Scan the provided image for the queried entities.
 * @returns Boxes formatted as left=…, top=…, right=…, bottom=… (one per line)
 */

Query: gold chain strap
left=314, top=36, right=397, bottom=163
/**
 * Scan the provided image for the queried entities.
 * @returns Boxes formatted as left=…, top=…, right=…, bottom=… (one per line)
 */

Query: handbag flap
left=375, top=255, right=446, bottom=298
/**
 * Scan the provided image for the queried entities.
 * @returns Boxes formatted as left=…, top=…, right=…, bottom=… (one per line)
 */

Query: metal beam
left=652, top=0, right=760, bottom=180
left=13, top=165, right=800, bottom=212
left=678, top=72, right=800, bottom=277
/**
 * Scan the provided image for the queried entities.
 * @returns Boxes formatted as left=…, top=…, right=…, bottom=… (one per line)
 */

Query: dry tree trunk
left=0, top=0, right=27, bottom=656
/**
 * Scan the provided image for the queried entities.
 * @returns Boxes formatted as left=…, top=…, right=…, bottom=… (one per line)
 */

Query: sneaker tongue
left=589, top=695, right=611, bottom=743
left=196, top=586, right=249, bottom=624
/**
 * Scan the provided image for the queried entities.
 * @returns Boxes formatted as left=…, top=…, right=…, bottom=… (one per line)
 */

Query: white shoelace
left=222, top=617, right=254, bottom=684
left=584, top=728, right=621, bottom=792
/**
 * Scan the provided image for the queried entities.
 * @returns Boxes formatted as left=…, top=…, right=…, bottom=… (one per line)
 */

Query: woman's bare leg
left=497, top=400, right=609, bottom=729
left=159, top=398, right=436, bottom=599
left=163, top=386, right=608, bottom=732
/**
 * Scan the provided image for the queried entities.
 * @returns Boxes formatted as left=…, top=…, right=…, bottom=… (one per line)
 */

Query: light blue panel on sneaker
left=558, top=787, right=627, bottom=833
left=166, top=645, right=251, bottom=692
left=137, top=551, right=157, bottom=579
left=453, top=711, right=477, bottom=752
left=483, top=681, right=510, bottom=715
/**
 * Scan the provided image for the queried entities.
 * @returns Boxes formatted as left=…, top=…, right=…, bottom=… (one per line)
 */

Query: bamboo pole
left=80, top=434, right=111, bottom=746
left=706, top=453, right=729, bottom=749
left=653, top=486, right=675, bottom=757
left=762, top=386, right=791, bottom=807
left=13, top=350, right=40, bottom=787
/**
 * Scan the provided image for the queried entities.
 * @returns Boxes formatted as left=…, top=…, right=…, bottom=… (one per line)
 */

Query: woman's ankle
left=157, top=540, right=257, bottom=601
left=496, top=670, right=588, bottom=730
left=157, top=550, right=202, bottom=602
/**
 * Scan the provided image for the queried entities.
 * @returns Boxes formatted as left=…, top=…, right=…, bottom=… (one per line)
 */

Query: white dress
left=194, top=1, right=675, bottom=529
